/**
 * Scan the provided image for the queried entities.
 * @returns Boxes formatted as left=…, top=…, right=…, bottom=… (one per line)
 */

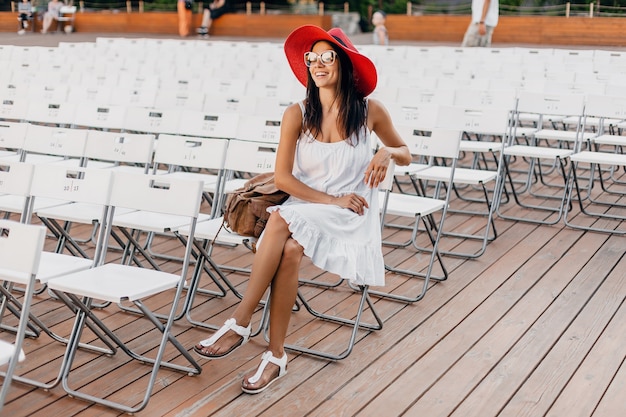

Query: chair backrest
left=109, top=86, right=157, bottom=108
left=110, top=172, right=203, bottom=217
left=223, top=139, right=280, bottom=174
left=154, top=134, right=228, bottom=171
left=444, top=105, right=513, bottom=137
left=177, top=110, right=239, bottom=138
left=0, top=95, right=29, bottom=122
left=387, top=102, right=440, bottom=131
left=154, top=89, right=205, bottom=111
left=202, top=93, right=257, bottom=115
left=72, top=103, right=127, bottom=130
left=83, top=130, right=155, bottom=169
left=25, top=101, right=77, bottom=126
left=395, top=125, right=462, bottom=160
left=0, top=219, right=45, bottom=286
left=122, top=106, right=182, bottom=135
left=30, top=164, right=114, bottom=206
left=22, top=124, right=88, bottom=160
left=0, top=121, right=28, bottom=152
left=516, top=91, right=586, bottom=118
left=583, top=94, right=626, bottom=123
left=235, top=114, right=282, bottom=143
left=0, top=160, right=34, bottom=197
left=202, top=78, right=247, bottom=97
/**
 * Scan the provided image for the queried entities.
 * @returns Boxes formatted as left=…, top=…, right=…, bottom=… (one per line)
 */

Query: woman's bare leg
left=241, top=237, right=302, bottom=391
left=196, top=212, right=294, bottom=355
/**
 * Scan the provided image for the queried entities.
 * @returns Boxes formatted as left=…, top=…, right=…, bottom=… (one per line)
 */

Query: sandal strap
left=198, top=318, right=251, bottom=347
left=247, top=351, right=287, bottom=384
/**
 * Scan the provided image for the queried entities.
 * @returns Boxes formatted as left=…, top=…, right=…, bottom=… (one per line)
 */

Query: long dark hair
left=303, top=42, right=367, bottom=145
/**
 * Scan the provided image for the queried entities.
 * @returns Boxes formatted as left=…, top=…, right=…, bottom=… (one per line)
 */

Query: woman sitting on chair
left=192, top=25, right=411, bottom=394
left=41, top=0, right=64, bottom=34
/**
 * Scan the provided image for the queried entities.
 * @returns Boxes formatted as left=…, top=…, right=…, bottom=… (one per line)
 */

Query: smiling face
left=308, top=41, right=340, bottom=92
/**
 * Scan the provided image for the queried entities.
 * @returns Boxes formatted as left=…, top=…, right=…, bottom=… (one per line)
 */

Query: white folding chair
left=47, top=172, right=204, bottom=414
left=564, top=93, right=626, bottom=233
left=0, top=121, right=27, bottom=159
left=235, top=114, right=282, bottom=144
left=24, top=100, right=76, bottom=128
left=0, top=161, right=66, bottom=224
left=202, top=93, right=257, bottom=115
left=1, top=165, right=118, bottom=393
left=374, top=128, right=463, bottom=303
left=496, top=91, right=587, bottom=225
left=411, top=105, right=511, bottom=258
left=154, top=89, right=205, bottom=111
left=0, top=95, right=29, bottom=122
left=385, top=102, right=439, bottom=194
left=154, top=133, right=228, bottom=218
left=176, top=110, right=240, bottom=140
left=71, top=103, right=127, bottom=131
left=4, top=123, right=87, bottom=167
left=175, top=139, right=280, bottom=330
left=0, top=220, right=45, bottom=411
left=122, top=107, right=182, bottom=136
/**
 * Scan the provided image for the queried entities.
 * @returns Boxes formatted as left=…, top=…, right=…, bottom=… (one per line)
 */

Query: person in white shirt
left=461, top=0, right=499, bottom=47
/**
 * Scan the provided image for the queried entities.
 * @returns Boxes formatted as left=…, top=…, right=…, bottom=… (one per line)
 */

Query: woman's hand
left=364, top=147, right=391, bottom=188
left=333, top=193, right=369, bottom=216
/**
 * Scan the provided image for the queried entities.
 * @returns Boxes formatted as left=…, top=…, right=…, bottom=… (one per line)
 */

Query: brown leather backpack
left=223, top=172, right=289, bottom=238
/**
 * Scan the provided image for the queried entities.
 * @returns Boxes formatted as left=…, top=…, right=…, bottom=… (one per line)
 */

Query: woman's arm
left=365, top=98, right=411, bottom=188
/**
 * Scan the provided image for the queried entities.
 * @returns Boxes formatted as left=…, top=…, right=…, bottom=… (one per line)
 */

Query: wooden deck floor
left=2, top=167, right=625, bottom=417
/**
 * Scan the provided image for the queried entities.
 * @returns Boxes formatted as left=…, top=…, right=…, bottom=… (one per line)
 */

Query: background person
left=461, top=0, right=499, bottom=47
left=17, top=0, right=32, bottom=35
left=197, top=0, right=229, bottom=37
left=372, top=10, right=388, bottom=45
left=191, top=25, right=411, bottom=394
left=178, top=0, right=193, bottom=36
left=41, top=0, right=64, bottom=34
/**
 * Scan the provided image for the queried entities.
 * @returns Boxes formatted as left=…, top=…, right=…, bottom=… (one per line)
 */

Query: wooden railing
left=1, top=10, right=625, bottom=46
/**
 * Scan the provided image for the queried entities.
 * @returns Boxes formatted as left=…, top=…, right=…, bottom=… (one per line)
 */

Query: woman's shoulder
left=283, top=101, right=304, bottom=119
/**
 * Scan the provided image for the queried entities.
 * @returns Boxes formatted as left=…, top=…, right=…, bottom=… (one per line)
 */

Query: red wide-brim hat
left=284, top=25, right=377, bottom=97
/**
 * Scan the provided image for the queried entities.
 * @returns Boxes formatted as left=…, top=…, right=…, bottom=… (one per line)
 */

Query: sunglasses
left=304, top=50, right=337, bottom=67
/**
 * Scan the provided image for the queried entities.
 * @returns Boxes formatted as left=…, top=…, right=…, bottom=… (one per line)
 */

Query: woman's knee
left=282, top=238, right=304, bottom=262
left=265, top=211, right=290, bottom=235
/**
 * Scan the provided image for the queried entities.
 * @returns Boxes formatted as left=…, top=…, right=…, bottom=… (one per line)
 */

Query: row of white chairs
left=0, top=105, right=284, bottom=140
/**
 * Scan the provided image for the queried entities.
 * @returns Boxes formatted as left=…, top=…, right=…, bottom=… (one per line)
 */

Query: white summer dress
left=265, top=101, right=385, bottom=287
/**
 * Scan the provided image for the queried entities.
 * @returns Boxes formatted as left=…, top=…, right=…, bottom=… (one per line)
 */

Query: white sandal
left=193, top=318, right=251, bottom=359
left=241, top=351, right=288, bottom=394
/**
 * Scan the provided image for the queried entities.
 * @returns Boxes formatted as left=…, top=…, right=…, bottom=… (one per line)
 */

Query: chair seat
left=534, top=129, right=595, bottom=142
left=217, top=178, right=249, bottom=194
left=0, top=194, right=66, bottom=214
left=503, top=145, right=574, bottom=159
left=162, top=171, right=219, bottom=192
left=0, top=340, right=24, bottom=365
left=414, top=166, right=498, bottom=185
left=511, top=126, right=538, bottom=138
left=517, top=113, right=565, bottom=123
left=1, top=153, right=64, bottom=164
left=570, top=150, right=626, bottom=166
left=593, top=134, right=626, bottom=147
left=37, top=202, right=134, bottom=224
left=47, top=263, right=180, bottom=303
left=178, top=216, right=251, bottom=246
left=563, top=115, right=623, bottom=128
left=459, top=140, right=501, bottom=153
left=112, top=210, right=210, bottom=233
left=379, top=191, right=446, bottom=217
left=395, top=162, right=428, bottom=176
left=37, top=251, right=93, bottom=284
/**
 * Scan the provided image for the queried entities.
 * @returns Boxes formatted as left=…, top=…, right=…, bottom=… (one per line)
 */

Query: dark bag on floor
left=223, top=172, right=289, bottom=238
